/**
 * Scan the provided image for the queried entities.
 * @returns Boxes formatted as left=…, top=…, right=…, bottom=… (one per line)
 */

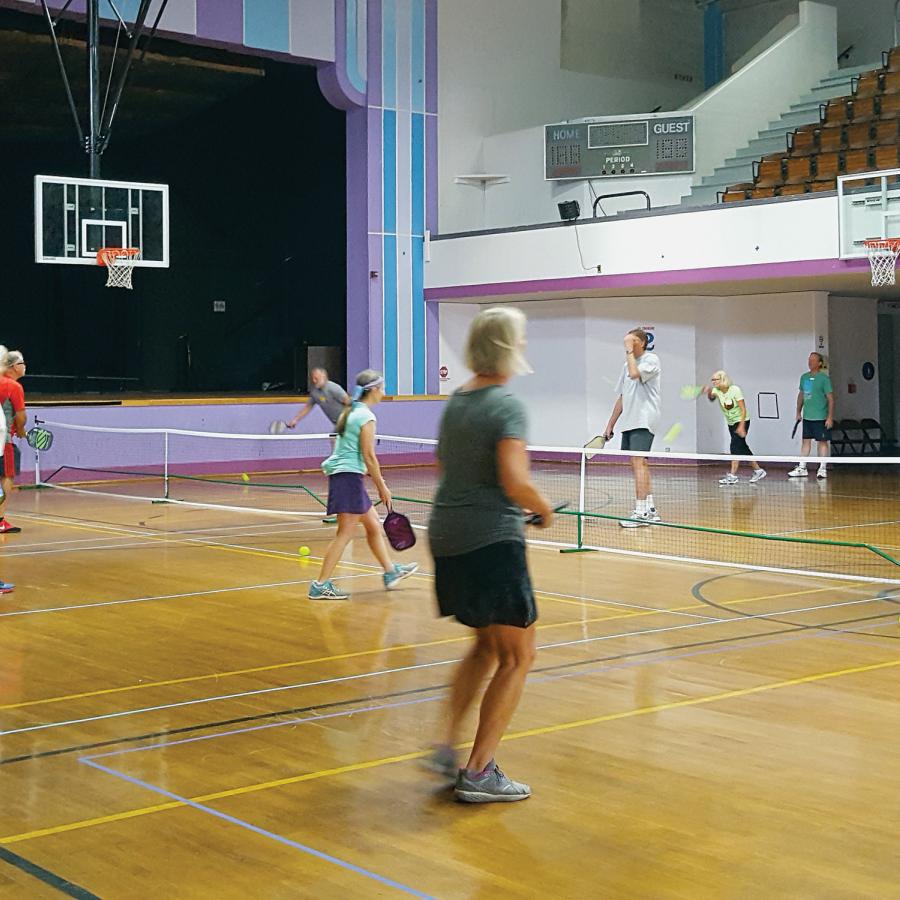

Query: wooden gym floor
left=1, top=482, right=899, bottom=898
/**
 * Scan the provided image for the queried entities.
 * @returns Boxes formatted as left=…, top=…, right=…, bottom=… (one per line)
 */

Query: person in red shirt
left=0, top=349, right=27, bottom=535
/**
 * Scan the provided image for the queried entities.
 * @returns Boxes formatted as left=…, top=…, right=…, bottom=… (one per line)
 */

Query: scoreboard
left=545, top=112, right=694, bottom=181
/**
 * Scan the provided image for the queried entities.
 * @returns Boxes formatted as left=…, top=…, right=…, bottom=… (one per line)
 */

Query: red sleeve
left=10, top=381, right=25, bottom=413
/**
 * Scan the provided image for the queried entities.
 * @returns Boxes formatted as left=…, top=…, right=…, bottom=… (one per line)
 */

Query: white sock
left=636, top=498, right=649, bottom=513
left=646, top=494, right=655, bottom=510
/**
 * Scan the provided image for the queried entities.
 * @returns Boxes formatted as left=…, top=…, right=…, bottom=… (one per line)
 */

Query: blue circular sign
left=862, top=362, right=875, bottom=381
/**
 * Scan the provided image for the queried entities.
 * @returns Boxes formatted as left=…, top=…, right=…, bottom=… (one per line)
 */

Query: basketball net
left=863, top=239, right=900, bottom=287
left=97, top=247, right=141, bottom=289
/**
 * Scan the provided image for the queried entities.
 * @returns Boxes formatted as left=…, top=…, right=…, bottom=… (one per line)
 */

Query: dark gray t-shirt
left=306, top=380, right=349, bottom=425
left=428, top=385, right=529, bottom=558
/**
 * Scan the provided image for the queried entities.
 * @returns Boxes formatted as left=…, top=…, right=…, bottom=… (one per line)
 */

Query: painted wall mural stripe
left=411, top=0, right=425, bottom=114
left=243, top=0, right=290, bottom=53
left=383, top=235, right=399, bottom=393
left=382, top=0, right=397, bottom=109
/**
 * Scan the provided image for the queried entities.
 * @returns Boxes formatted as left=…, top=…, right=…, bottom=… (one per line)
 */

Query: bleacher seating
left=720, top=47, right=900, bottom=202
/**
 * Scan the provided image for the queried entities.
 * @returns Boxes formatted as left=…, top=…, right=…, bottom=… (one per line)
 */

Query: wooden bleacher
left=721, top=47, right=900, bottom=202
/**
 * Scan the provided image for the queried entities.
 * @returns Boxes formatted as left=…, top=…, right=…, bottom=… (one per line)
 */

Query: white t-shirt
left=614, top=351, right=661, bottom=434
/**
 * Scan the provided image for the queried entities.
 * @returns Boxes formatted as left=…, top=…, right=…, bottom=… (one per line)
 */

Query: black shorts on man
left=802, top=419, right=832, bottom=442
left=621, top=428, right=654, bottom=452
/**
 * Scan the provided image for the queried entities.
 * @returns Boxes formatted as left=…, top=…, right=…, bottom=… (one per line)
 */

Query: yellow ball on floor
left=299, top=546, right=311, bottom=557
left=241, top=473, right=250, bottom=482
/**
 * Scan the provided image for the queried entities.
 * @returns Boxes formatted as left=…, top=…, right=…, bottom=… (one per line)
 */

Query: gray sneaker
left=454, top=762, right=531, bottom=803
left=421, top=745, right=458, bottom=780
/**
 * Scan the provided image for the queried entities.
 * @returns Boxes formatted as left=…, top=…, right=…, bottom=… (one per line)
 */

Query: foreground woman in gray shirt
left=426, top=307, right=553, bottom=803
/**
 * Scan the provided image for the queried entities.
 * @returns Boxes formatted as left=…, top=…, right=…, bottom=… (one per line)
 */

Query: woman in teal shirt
left=308, top=370, right=418, bottom=600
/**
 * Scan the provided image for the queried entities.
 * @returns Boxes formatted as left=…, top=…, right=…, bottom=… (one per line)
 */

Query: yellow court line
left=2, top=580, right=879, bottom=713
left=2, top=654, right=898, bottom=846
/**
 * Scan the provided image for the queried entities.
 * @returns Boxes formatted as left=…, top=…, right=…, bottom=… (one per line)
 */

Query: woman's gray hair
left=711, top=369, right=731, bottom=389
left=464, top=307, right=531, bottom=377
left=1, top=349, right=22, bottom=375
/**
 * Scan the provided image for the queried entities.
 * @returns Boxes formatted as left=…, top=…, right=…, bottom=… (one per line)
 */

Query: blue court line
left=84, top=695, right=439, bottom=762
left=70, top=619, right=897, bottom=897
left=80, top=759, right=436, bottom=899
left=8, top=593, right=894, bottom=738
left=80, top=614, right=900, bottom=764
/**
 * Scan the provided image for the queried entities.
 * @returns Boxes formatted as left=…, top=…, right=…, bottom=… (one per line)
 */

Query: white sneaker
left=788, top=466, right=808, bottom=478
left=719, top=473, right=739, bottom=485
left=619, top=508, right=660, bottom=528
left=817, top=467, right=827, bottom=479
left=750, top=468, right=767, bottom=484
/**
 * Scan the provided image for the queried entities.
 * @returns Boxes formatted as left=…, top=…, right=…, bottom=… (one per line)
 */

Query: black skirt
left=434, top=540, right=537, bottom=629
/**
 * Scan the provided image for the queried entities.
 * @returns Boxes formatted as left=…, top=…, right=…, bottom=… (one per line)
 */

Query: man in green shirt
left=789, top=352, right=834, bottom=479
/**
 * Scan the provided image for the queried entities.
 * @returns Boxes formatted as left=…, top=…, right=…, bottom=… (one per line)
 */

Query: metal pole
left=87, top=0, right=101, bottom=177
left=163, top=432, right=169, bottom=500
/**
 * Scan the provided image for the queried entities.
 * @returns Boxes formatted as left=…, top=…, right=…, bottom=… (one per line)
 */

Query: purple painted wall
left=21, top=399, right=446, bottom=479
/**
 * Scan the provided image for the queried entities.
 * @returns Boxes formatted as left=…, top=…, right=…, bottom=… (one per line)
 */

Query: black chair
left=834, top=418, right=865, bottom=456
left=860, top=417, right=885, bottom=454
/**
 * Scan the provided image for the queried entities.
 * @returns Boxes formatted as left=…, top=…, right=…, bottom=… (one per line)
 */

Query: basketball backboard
left=34, top=175, right=169, bottom=267
left=838, top=167, right=900, bottom=259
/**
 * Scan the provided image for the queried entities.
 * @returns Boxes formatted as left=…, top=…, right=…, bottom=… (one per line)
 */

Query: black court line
left=3, top=606, right=896, bottom=767
left=692, top=574, right=900, bottom=640
left=0, top=846, right=100, bottom=899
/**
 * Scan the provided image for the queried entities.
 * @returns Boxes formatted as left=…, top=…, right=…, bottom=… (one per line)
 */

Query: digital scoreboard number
left=545, top=113, right=694, bottom=180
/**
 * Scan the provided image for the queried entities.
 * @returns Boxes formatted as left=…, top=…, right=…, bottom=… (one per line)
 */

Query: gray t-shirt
left=614, top=351, right=661, bottom=434
left=306, top=380, right=349, bottom=425
left=428, top=385, right=528, bottom=558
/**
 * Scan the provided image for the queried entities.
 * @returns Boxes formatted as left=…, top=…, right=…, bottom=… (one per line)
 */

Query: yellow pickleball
left=241, top=473, right=250, bottom=482
left=298, top=546, right=311, bottom=557
left=663, top=422, right=683, bottom=443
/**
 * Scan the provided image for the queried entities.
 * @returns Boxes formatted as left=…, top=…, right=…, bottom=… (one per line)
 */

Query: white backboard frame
left=34, top=174, right=170, bottom=267
left=838, top=166, right=900, bottom=259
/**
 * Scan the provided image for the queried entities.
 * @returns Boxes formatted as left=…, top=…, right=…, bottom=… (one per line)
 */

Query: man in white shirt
left=603, top=329, right=662, bottom=528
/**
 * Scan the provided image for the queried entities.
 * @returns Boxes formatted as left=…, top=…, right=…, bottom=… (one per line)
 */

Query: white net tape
left=864, top=241, right=900, bottom=287
left=100, top=249, right=140, bottom=289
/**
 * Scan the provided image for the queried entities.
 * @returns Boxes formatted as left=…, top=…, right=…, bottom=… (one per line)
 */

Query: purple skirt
left=326, top=472, right=373, bottom=515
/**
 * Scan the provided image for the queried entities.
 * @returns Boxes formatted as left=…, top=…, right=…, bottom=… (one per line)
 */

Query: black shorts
left=728, top=421, right=753, bottom=456
left=621, top=428, right=654, bottom=452
left=802, top=419, right=832, bottom=442
left=434, top=541, right=537, bottom=629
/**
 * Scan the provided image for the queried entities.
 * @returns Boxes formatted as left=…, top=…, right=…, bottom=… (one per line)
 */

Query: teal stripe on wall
left=244, top=0, right=290, bottom=53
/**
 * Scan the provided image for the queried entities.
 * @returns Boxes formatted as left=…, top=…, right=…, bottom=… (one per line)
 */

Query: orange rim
left=97, top=247, right=141, bottom=267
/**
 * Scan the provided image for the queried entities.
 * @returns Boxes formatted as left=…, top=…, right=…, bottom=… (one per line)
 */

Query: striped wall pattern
left=367, top=0, right=438, bottom=395
left=12, top=0, right=337, bottom=63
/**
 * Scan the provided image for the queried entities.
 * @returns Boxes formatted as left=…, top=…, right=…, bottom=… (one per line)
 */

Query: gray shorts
left=621, top=428, right=654, bottom=452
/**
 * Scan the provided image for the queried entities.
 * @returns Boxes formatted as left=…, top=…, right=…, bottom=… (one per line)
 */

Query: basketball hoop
left=863, top=239, right=900, bottom=287
left=97, top=247, right=141, bottom=289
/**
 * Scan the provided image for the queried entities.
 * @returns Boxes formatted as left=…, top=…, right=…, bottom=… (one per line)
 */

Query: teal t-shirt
left=322, top=403, right=376, bottom=475
left=799, top=371, right=833, bottom=421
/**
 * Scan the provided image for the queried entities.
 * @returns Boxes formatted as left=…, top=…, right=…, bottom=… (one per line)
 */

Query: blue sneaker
left=308, top=580, right=349, bottom=600
left=383, top=562, right=419, bottom=590
left=0, top=581, right=14, bottom=594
